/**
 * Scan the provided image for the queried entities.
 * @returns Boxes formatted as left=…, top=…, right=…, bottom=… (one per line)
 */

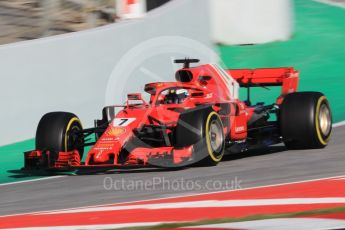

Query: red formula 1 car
left=24, top=59, right=332, bottom=171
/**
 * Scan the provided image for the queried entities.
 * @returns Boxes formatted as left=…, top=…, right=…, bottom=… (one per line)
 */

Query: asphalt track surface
left=1, top=126, right=344, bottom=216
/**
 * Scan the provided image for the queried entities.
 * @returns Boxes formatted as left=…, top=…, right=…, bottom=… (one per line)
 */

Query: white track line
left=40, top=198, right=345, bottom=215
left=1, top=174, right=344, bottom=218
left=333, top=120, right=345, bottom=127
left=196, top=218, right=345, bottom=230
left=7, top=218, right=345, bottom=230
left=0, top=176, right=65, bottom=187
left=314, top=0, right=345, bottom=9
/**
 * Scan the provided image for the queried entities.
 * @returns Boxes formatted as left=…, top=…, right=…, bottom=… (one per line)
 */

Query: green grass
left=0, top=139, right=38, bottom=183
left=0, top=138, right=92, bottom=184
left=219, top=0, right=345, bottom=122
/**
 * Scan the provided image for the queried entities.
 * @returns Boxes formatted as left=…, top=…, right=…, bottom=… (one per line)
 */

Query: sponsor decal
left=94, top=147, right=113, bottom=150
left=94, top=142, right=115, bottom=150
left=101, top=137, right=116, bottom=141
left=106, top=127, right=126, bottom=136
left=235, top=126, right=245, bottom=132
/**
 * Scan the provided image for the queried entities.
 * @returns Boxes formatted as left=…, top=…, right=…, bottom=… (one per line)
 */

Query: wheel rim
left=67, top=124, right=83, bottom=153
left=319, top=103, right=331, bottom=136
left=208, top=120, right=224, bottom=153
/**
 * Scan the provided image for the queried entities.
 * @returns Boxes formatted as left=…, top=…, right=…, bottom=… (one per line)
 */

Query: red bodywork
left=227, top=67, right=299, bottom=104
left=24, top=63, right=299, bottom=170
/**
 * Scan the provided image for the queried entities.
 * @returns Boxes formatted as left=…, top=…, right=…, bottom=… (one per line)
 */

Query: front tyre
left=36, top=112, right=84, bottom=158
left=280, top=92, right=332, bottom=149
left=194, top=111, right=225, bottom=166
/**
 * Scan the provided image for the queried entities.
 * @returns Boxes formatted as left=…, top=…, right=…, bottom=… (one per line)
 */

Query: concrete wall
left=0, top=0, right=217, bottom=146
left=210, top=0, right=293, bottom=45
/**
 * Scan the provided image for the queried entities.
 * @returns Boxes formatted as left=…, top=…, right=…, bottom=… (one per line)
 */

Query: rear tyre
left=36, top=112, right=84, bottom=158
left=193, top=111, right=225, bottom=166
left=280, top=92, right=332, bottom=149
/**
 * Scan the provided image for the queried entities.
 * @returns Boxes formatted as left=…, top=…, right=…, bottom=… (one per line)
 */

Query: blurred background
left=0, top=0, right=344, bottom=183
left=0, top=0, right=169, bottom=45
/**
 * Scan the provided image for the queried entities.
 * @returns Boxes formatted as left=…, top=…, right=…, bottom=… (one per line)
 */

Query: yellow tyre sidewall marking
left=315, top=96, right=331, bottom=146
left=64, top=117, right=82, bottom=152
left=205, top=112, right=225, bottom=162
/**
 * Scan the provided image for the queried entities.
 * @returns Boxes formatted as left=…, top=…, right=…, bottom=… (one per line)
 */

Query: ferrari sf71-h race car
left=24, top=59, right=332, bottom=171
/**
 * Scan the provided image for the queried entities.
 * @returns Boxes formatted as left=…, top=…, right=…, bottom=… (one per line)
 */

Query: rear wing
left=226, top=67, right=299, bottom=103
left=226, top=67, right=299, bottom=95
